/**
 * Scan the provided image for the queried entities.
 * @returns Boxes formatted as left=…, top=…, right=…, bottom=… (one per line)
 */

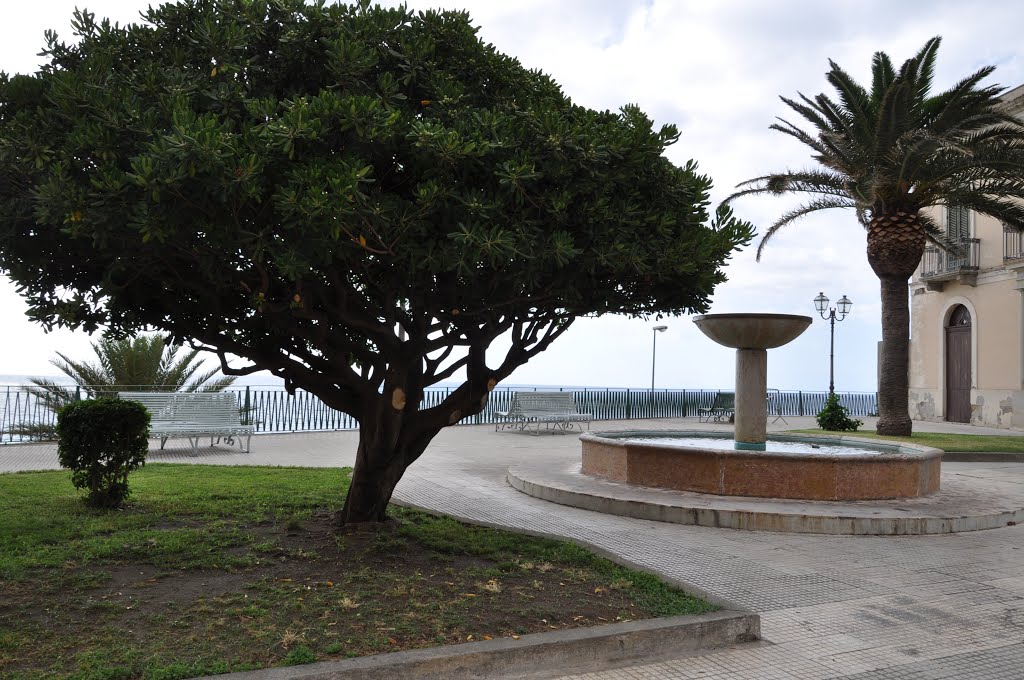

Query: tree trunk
left=876, top=275, right=913, bottom=436
left=866, top=209, right=924, bottom=438
left=336, top=398, right=446, bottom=525
left=335, top=378, right=494, bottom=526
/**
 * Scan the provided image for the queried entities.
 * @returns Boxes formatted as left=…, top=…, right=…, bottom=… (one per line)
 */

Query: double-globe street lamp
left=813, top=292, right=852, bottom=397
left=651, top=325, right=668, bottom=391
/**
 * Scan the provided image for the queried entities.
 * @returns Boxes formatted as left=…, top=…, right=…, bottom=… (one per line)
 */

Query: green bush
left=816, top=394, right=863, bottom=432
left=56, top=398, right=150, bottom=508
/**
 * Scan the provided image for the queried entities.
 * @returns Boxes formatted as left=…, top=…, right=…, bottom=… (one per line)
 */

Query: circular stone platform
left=508, top=460, right=1024, bottom=535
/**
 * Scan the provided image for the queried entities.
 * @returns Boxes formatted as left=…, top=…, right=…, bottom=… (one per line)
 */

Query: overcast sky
left=2, top=1, right=1023, bottom=391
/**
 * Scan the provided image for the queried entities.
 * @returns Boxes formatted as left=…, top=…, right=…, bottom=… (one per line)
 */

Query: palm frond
left=726, top=169, right=853, bottom=204
left=825, top=60, right=875, bottom=145
left=870, top=51, right=896, bottom=105
left=755, top=197, right=857, bottom=261
left=910, top=37, right=942, bottom=106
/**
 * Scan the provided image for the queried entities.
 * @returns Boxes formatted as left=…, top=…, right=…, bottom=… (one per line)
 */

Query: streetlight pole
left=651, top=325, right=668, bottom=391
left=813, top=292, right=852, bottom=397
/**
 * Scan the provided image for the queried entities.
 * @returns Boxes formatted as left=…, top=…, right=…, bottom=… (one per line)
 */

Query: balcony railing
left=920, top=238, right=980, bottom=280
left=1005, top=226, right=1024, bottom=263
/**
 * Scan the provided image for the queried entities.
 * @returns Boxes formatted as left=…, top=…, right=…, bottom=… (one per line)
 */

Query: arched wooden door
left=945, top=305, right=972, bottom=423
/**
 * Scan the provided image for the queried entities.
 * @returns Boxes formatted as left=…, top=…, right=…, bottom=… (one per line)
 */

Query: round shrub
left=56, top=398, right=150, bottom=508
left=816, top=394, right=864, bottom=432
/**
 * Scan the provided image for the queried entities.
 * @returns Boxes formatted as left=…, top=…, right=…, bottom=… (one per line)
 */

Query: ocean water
left=0, top=375, right=657, bottom=392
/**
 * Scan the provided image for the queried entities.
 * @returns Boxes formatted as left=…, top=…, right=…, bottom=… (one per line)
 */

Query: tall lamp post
left=813, top=292, right=852, bottom=397
left=651, top=325, right=668, bottom=391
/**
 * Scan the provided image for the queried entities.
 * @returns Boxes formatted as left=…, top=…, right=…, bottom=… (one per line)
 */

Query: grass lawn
left=0, top=464, right=713, bottom=679
left=787, top=429, right=1024, bottom=453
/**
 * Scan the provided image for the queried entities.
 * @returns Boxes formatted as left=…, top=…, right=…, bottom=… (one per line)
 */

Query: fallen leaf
left=511, top=635, right=520, bottom=640
left=483, top=635, right=493, bottom=640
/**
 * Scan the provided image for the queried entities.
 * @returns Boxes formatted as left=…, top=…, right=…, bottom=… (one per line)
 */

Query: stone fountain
left=691, top=313, right=812, bottom=450
left=569, top=312, right=940, bottom=503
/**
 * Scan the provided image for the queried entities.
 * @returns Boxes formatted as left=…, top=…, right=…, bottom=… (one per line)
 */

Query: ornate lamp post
left=813, top=292, right=852, bottom=397
left=651, top=325, right=668, bottom=391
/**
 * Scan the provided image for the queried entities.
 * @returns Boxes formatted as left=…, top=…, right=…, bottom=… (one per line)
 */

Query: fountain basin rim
left=580, top=430, right=943, bottom=500
left=579, top=430, right=943, bottom=461
left=691, top=313, right=813, bottom=322
left=692, top=313, right=812, bottom=349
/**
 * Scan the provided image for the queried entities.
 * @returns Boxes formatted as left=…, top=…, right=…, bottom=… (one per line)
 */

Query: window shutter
left=947, top=205, right=970, bottom=241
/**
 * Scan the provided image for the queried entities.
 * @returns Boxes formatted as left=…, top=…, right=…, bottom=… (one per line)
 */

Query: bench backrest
left=119, top=392, right=242, bottom=425
left=514, top=391, right=579, bottom=415
left=712, top=392, right=735, bottom=410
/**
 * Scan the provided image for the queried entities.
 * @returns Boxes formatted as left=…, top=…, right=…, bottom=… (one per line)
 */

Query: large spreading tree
left=0, top=0, right=752, bottom=522
left=728, top=37, right=1024, bottom=436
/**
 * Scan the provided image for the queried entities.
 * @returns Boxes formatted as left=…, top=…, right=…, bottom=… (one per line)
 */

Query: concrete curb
left=942, top=452, right=1024, bottom=462
left=507, top=467, right=1024, bottom=535
left=207, top=610, right=759, bottom=680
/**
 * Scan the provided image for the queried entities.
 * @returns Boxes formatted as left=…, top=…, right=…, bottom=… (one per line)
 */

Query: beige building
left=908, top=85, right=1024, bottom=428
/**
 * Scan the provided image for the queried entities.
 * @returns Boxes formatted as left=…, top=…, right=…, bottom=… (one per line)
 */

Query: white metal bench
left=495, top=391, right=592, bottom=434
left=118, top=392, right=253, bottom=454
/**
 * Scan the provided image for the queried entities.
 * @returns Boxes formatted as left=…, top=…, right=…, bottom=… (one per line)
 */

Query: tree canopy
left=0, top=0, right=752, bottom=521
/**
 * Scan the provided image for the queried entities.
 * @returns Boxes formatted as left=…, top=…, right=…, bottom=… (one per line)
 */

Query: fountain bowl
left=581, top=431, right=941, bottom=500
left=692, top=313, right=812, bottom=349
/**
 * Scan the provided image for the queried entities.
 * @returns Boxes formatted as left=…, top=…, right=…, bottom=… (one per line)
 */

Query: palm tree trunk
left=876, top=275, right=913, bottom=436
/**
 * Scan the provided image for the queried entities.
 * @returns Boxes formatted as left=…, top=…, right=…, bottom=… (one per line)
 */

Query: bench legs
left=160, top=434, right=251, bottom=455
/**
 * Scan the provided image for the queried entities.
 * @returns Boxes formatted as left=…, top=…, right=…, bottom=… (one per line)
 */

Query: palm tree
left=728, top=37, right=1024, bottom=435
left=28, top=335, right=236, bottom=409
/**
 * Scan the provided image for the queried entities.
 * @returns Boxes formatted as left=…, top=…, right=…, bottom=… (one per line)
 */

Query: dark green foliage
left=816, top=394, right=863, bottom=432
left=56, top=399, right=150, bottom=508
left=0, top=0, right=752, bottom=521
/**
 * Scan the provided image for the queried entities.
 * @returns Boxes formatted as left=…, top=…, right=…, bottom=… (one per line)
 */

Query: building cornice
left=1002, top=83, right=1024, bottom=117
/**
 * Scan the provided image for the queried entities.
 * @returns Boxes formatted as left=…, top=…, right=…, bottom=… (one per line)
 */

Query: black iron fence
left=1, top=384, right=878, bottom=444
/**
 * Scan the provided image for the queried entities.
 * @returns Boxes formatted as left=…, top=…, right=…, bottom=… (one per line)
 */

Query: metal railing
left=1005, top=225, right=1024, bottom=262
left=920, top=238, right=980, bottom=278
left=1, top=384, right=879, bottom=444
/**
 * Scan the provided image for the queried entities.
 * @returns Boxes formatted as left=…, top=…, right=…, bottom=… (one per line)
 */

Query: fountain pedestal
left=734, top=348, right=768, bottom=449
left=693, top=313, right=812, bottom=450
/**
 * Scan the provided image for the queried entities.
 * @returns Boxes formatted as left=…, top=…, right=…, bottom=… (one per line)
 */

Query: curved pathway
left=4, top=417, right=1024, bottom=678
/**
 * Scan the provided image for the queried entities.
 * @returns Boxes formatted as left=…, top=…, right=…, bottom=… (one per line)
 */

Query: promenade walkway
left=4, top=417, right=1024, bottom=679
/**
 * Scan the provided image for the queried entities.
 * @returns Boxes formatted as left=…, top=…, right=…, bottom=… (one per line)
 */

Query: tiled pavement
left=4, top=417, right=1024, bottom=679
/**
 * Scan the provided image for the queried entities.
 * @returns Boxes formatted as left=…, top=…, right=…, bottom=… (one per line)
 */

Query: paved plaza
left=4, top=417, right=1024, bottom=678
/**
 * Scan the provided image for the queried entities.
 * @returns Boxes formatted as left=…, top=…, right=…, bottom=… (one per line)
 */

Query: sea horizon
left=0, top=374, right=741, bottom=392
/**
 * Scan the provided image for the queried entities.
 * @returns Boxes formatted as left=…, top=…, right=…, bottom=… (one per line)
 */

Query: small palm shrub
left=816, top=394, right=863, bottom=432
left=56, top=398, right=150, bottom=508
